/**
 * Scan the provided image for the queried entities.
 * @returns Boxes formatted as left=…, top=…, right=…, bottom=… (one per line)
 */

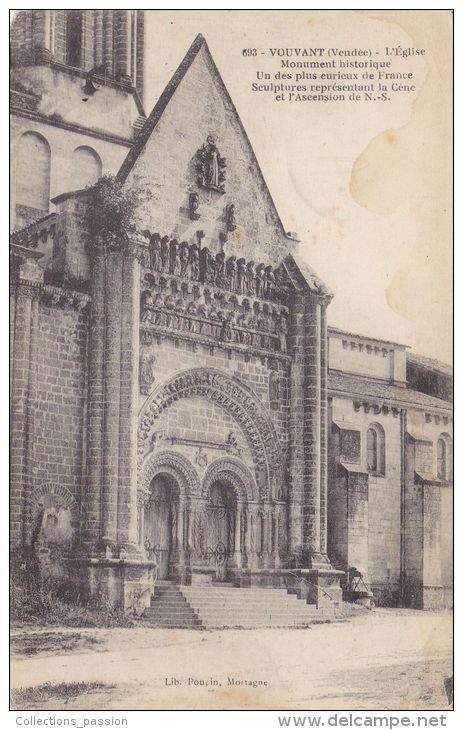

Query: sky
left=142, top=10, right=452, bottom=364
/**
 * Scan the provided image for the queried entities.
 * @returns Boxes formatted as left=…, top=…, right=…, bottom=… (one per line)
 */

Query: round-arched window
left=72, top=146, right=102, bottom=190
left=367, top=423, right=386, bottom=476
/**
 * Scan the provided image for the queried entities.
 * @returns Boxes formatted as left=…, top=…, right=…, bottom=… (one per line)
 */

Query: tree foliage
left=84, top=174, right=150, bottom=249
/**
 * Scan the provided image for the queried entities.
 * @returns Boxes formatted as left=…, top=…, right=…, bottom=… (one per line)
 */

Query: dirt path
left=11, top=609, right=452, bottom=710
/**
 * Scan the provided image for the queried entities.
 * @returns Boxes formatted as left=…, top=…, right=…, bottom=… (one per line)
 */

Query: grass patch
left=11, top=681, right=112, bottom=709
left=11, top=631, right=103, bottom=656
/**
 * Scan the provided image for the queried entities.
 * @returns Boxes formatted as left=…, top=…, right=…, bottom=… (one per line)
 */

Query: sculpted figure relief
left=139, top=349, right=156, bottom=395
left=141, top=234, right=288, bottom=303
left=196, top=135, right=226, bottom=192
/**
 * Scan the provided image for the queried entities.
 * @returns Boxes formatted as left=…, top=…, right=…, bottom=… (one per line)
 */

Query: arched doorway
left=205, top=481, right=236, bottom=581
left=144, top=474, right=180, bottom=579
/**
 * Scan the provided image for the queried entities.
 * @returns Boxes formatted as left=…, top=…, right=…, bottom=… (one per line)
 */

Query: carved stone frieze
left=140, top=232, right=289, bottom=303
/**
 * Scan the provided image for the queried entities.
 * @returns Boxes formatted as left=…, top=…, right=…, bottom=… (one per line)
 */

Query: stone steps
left=142, top=580, right=329, bottom=629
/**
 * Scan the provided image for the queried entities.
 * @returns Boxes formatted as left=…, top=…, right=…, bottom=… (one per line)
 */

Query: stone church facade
left=10, top=11, right=452, bottom=616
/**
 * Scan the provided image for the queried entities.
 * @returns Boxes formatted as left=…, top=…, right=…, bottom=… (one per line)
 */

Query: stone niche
left=28, top=482, right=79, bottom=579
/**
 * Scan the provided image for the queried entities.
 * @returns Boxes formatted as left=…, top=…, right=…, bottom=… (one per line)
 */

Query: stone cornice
left=15, top=278, right=91, bottom=312
left=10, top=213, right=57, bottom=250
left=328, top=387, right=452, bottom=419
left=140, top=324, right=291, bottom=364
left=10, top=107, right=133, bottom=148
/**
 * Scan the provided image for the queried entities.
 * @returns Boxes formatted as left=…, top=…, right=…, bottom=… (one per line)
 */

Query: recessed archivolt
left=138, top=367, right=283, bottom=498
left=26, top=482, right=79, bottom=521
left=201, top=457, right=257, bottom=503
left=138, top=450, right=200, bottom=497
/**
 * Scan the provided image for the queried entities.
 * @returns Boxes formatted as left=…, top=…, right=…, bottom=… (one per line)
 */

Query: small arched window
left=72, top=146, right=102, bottom=190
left=437, top=433, right=452, bottom=481
left=15, top=131, right=51, bottom=226
left=367, top=423, right=385, bottom=475
left=437, top=438, right=446, bottom=480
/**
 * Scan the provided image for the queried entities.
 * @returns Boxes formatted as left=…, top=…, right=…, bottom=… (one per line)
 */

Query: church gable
left=118, top=35, right=292, bottom=267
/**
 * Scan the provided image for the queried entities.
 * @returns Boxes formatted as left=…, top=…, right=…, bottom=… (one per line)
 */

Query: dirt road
left=11, top=608, right=452, bottom=710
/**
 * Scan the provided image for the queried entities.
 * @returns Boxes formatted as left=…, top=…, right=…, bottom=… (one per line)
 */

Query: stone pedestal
left=68, top=556, right=156, bottom=612
left=297, top=568, right=344, bottom=609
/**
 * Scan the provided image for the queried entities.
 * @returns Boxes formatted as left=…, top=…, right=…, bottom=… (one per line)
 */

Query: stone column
left=24, top=292, right=40, bottom=546
left=117, top=248, right=140, bottom=548
left=135, top=10, right=145, bottom=102
left=10, top=285, right=32, bottom=547
left=101, top=250, right=123, bottom=546
left=103, top=10, right=114, bottom=75
left=82, top=248, right=105, bottom=549
left=94, top=10, right=104, bottom=68
left=114, top=10, right=131, bottom=83
left=319, top=298, right=329, bottom=558
left=273, top=504, right=282, bottom=569
left=244, top=504, right=252, bottom=567
left=304, top=294, right=322, bottom=564
left=287, top=291, right=306, bottom=563
left=32, top=10, right=48, bottom=52
left=262, top=503, right=272, bottom=568
left=176, top=497, right=185, bottom=567
left=233, top=501, right=243, bottom=567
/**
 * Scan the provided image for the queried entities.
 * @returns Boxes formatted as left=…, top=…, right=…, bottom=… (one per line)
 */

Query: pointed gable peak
left=116, top=33, right=288, bottom=242
left=117, top=33, right=213, bottom=184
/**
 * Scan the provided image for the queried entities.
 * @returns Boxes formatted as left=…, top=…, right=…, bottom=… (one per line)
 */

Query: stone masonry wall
left=329, top=395, right=402, bottom=603
left=10, top=285, right=88, bottom=550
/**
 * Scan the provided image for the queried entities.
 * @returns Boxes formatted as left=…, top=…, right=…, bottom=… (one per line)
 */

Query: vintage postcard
left=10, top=9, right=453, bottom=712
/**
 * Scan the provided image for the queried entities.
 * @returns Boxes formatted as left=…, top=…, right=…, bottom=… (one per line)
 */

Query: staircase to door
left=143, top=580, right=333, bottom=629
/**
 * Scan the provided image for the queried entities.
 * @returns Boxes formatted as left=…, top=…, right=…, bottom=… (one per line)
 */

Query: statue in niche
left=269, top=370, right=280, bottom=402
left=153, top=293, right=165, bottom=326
left=180, top=242, right=190, bottom=276
left=237, top=258, right=247, bottom=293
left=245, top=261, right=256, bottom=295
left=225, top=203, right=237, bottom=232
left=189, top=243, right=200, bottom=281
left=186, top=301, right=198, bottom=333
left=200, top=247, right=216, bottom=284
left=264, top=266, right=276, bottom=300
left=140, top=350, right=156, bottom=395
left=160, top=236, right=170, bottom=272
left=275, top=313, right=288, bottom=352
left=189, top=192, right=200, bottom=221
left=219, top=311, right=235, bottom=341
left=226, top=256, right=238, bottom=292
left=215, top=251, right=226, bottom=287
left=141, top=289, right=154, bottom=310
left=170, top=239, right=180, bottom=276
left=176, top=295, right=186, bottom=330
left=149, top=233, right=161, bottom=271
left=164, top=294, right=176, bottom=327
left=197, top=297, right=208, bottom=319
left=255, top=264, right=266, bottom=298
left=196, top=136, right=226, bottom=192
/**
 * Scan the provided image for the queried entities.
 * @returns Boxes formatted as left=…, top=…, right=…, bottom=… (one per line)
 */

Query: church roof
left=328, top=370, right=453, bottom=413
left=407, top=351, right=453, bottom=377
left=116, top=33, right=287, bottom=237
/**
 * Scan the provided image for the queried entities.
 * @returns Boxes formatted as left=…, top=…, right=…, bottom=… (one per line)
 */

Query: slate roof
left=407, top=351, right=453, bottom=377
left=328, top=370, right=453, bottom=413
